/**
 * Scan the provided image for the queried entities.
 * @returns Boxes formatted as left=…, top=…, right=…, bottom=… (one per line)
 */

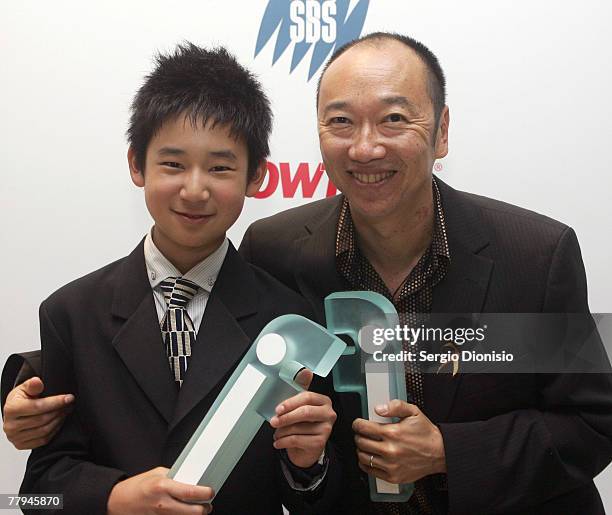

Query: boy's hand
left=2, top=377, right=73, bottom=450
left=270, top=369, right=336, bottom=468
left=107, top=467, right=214, bottom=515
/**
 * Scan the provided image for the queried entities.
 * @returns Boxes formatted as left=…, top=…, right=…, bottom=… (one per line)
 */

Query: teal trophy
left=168, top=314, right=346, bottom=496
left=325, top=291, right=414, bottom=502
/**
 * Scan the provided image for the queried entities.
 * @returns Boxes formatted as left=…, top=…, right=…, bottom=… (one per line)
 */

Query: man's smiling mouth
left=348, top=171, right=396, bottom=184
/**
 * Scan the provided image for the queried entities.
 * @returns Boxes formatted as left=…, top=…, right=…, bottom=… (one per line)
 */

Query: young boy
left=18, top=43, right=338, bottom=515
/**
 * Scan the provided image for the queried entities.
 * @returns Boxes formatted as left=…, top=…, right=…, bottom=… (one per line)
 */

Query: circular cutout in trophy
left=256, top=333, right=287, bottom=366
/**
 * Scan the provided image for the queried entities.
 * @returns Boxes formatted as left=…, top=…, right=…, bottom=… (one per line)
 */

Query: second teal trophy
left=325, top=291, right=414, bottom=502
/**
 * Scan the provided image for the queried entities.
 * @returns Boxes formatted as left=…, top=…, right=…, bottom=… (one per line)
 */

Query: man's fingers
left=376, top=399, right=420, bottom=418
left=21, top=377, right=44, bottom=397
left=293, top=368, right=313, bottom=390
left=356, top=450, right=392, bottom=474
left=270, top=403, right=334, bottom=428
left=354, top=434, right=386, bottom=456
left=13, top=435, right=52, bottom=451
left=14, top=415, right=65, bottom=451
left=352, top=418, right=386, bottom=439
left=9, top=394, right=74, bottom=417
left=5, top=406, right=69, bottom=432
left=13, top=411, right=67, bottom=445
left=357, top=461, right=394, bottom=483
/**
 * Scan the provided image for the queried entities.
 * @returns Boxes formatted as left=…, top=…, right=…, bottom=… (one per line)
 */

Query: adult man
left=4, top=33, right=612, bottom=514
left=239, top=33, right=612, bottom=514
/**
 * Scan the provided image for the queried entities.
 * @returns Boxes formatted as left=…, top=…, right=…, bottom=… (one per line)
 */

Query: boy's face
left=128, top=114, right=264, bottom=272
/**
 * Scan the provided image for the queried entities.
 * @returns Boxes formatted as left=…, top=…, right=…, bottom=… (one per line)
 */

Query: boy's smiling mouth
left=172, top=209, right=213, bottom=223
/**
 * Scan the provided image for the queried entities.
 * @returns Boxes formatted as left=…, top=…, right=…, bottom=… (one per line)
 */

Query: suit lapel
left=425, top=178, right=494, bottom=422
left=111, top=240, right=178, bottom=423
left=169, top=245, right=257, bottom=433
left=294, top=195, right=347, bottom=324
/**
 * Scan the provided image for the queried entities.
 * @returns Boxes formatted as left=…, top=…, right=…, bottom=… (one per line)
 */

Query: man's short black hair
left=127, top=42, right=272, bottom=181
left=317, top=32, right=446, bottom=129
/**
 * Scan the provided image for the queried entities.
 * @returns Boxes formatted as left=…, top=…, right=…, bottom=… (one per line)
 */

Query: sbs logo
left=255, top=0, right=370, bottom=80
left=289, top=0, right=336, bottom=44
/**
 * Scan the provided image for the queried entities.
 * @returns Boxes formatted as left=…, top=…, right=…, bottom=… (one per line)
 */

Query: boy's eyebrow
left=209, top=150, right=237, bottom=161
left=157, top=146, right=186, bottom=156
left=156, top=148, right=237, bottom=160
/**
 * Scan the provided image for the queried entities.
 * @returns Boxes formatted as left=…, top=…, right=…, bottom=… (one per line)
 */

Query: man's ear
left=127, top=147, right=145, bottom=187
left=245, top=160, right=267, bottom=197
left=434, top=106, right=450, bottom=159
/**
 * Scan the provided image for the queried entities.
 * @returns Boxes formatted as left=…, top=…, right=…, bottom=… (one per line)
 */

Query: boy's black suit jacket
left=238, top=178, right=612, bottom=515
left=18, top=241, right=341, bottom=515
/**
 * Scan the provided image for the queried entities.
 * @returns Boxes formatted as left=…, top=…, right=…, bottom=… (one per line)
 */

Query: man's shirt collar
left=335, top=177, right=450, bottom=297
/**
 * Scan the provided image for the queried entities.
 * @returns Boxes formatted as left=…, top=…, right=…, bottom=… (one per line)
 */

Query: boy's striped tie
left=159, top=277, right=199, bottom=388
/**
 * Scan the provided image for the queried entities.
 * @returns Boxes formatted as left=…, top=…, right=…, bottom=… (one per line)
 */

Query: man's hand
left=2, top=377, right=73, bottom=450
left=107, top=467, right=214, bottom=515
left=352, top=399, right=446, bottom=484
left=270, top=369, right=336, bottom=468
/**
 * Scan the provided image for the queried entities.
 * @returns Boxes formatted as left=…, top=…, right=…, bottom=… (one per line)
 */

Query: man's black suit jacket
left=238, top=178, right=612, bottom=515
left=18, top=241, right=341, bottom=515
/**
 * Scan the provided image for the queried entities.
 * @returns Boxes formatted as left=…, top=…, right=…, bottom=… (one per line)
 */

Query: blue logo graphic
left=255, top=0, right=370, bottom=80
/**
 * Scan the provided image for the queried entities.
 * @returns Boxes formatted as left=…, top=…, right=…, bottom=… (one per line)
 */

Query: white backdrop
left=1, top=0, right=611, bottom=510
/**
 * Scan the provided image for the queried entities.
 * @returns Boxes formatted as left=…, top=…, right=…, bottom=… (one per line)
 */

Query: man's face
left=317, top=40, right=449, bottom=222
left=129, top=114, right=263, bottom=269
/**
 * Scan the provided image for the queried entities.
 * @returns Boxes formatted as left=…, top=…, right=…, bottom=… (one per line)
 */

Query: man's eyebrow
left=321, top=101, right=349, bottom=117
left=381, top=95, right=419, bottom=113
left=321, top=97, right=420, bottom=116
left=209, top=150, right=237, bottom=161
left=157, top=146, right=186, bottom=157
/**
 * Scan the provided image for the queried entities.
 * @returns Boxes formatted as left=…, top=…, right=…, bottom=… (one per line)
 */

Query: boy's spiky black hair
left=127, top=42, right=272, bottom=180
